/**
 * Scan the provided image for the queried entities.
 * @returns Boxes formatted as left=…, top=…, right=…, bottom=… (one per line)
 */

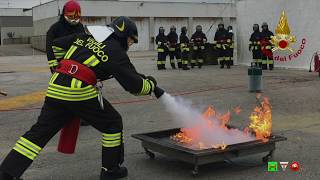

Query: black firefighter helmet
left=110, top=16, right=138, bottom=43
left=181, top=26, right=187, bottom=34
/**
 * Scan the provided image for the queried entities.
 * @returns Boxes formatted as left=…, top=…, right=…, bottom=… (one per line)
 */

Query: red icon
left=290, top=161, right=300, bottom=171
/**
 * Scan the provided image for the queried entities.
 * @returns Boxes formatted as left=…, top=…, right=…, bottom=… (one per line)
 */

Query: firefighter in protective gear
left=214, top=23, right=230, bottom=69
left=46, top=0, right=89, bottom=127
left=190, top=25, right=207, bottom=68
left=46, top=0, right=84, bottom=74
left=249, top=24, right=262, bottom=67
left=179, top=26, right=190, bottom=70
left=0, top=16, right=162, bottom=180
left=226, top=26, right=234, bottom=66
left=156, top=27, right=169, bottom=70
left=167, top=25, right=182, bottom=69
left=260, top=22, right=274, bottom=70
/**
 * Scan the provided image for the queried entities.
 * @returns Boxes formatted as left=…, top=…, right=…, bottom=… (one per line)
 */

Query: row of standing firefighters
left=156, top=22, right=275, bottom=71
left=156, top=24, right=234, bottom=70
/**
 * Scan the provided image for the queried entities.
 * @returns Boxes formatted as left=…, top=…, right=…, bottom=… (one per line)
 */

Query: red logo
left=290, top=161, right=300, bottom=171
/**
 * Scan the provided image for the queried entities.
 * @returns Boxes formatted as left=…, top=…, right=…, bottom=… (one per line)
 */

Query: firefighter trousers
left=157, top=49, right=167, bottom=70
left=261, top=50, right=274, bottom=70
left=191, top=46, right=204, bottom=68
left=0, top=97, right=123, bottom=178
left=252, top=50, right=262, bottom=67
left=168, top=48, right=182, bottom=69
left=217, top=47, right=230, bottom=68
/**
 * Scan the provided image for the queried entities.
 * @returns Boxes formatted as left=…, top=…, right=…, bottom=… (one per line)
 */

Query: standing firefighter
left=179, top=26, right=190, bottom=70
left=226, top=26, right=234, bottom=66
left=214, top=23, right=230, bottom=69
left=46, top=0, right=88, bottom=127
left=190, top=25, right=207, bottom=68
left=156, top=27, right=169, bottom=70
left=260, top=22, right=274, bottom=70
left=167, top=26, right=182, bottom=69
left=46, top=0, right=84, bottom=73
left=0, top=16, right=165, bottom=180
left=249, top=24, right=262, bottom=67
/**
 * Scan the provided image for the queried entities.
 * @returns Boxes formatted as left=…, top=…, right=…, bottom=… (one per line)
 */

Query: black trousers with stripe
left=0, top=97, right=123, bottom=178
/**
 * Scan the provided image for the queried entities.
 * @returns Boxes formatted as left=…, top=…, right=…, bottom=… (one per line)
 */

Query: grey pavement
left=0, top=45, right=319, bottom=180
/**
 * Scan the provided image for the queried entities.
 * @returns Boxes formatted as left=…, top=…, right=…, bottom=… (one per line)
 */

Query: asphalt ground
left=0, top=45, right=319, bottom=180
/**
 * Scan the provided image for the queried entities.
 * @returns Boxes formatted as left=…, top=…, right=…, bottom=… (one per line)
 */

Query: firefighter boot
left=0, top=171, right=23, bottom=180
left=177, top=62, right=182, bottom=69
left=100, top=166, right=128, bottom=180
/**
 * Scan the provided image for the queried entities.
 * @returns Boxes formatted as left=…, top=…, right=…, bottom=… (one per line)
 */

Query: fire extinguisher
left=57, top=117, right=80, bottom=154
left=309, top=52, right=320, bottom=73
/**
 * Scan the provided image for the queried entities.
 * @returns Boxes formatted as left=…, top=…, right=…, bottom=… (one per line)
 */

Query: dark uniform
left=214, top=24, right=230, bottom=69
left=0, top=17, right=160, bottom=180
left=167, top=26, right=181, bottom=69
left=226, top=26, right=234, bottom=66
left=190, top=25, right=207, bottom=68
left=249, top=24, right=262, bottom=67
left=260, top=22, right=274, bottom=70
left=156, top=27, right=169, bottom=70
left=179, top=26, right=190, bottom=70
left=46, top=1, right=84, bottom=73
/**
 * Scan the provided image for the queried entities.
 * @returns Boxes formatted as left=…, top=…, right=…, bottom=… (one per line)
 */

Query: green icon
left=268, top=161, right=278, bottom=172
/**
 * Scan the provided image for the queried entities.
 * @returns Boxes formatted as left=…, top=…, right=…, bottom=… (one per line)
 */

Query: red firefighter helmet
left=63, top=0, right=81, bottom=25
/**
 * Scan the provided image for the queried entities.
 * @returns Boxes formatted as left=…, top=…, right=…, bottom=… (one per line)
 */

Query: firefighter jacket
left=46, top=16, right=85, bottom=72
left=260, top=29, right=274, bottom=50
left=155, top=34, right=169, bottom=53
left=214, top=29, right=228, bottom=49
left=167, top=32, right=179, bottom=51
left=47, top=33, right=155, bottom=101
left=249, top=31, right=262, bottom=51
left=179, top=33, right=190, bottom=52
left=190, top=32, right=207, bottom=50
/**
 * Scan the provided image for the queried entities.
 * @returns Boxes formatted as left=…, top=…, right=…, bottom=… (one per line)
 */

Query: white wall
left=1, top=27, right=33, bottom=44
left=130, top=17, right=150, bottom=51
left=237, top=0, right=319, bottom=69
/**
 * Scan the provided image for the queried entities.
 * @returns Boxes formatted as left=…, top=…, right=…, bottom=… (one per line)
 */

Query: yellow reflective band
left=157, top=61, right=162, bottom=65
left=198, top=59, right=204, bottom=63
left=49, top=73, right=59, bottom=83
left=262, top=61, right=268, bottom=64
left=46, top=91, right=98, bottom=101
left=52, top=46, right=64, bottom=51
left=83, top=55, right=100, bottom=67
left=48, top=84, right=96, bottom=94
left=17, top=141, right=40, bottom=155
left=70, top=79, right=84, bottom=89
left=13, top=143, right=37, bottom=160
left=102, top=140, right=121, bottom=148
left=139, top=79, right=153, bottom=95
left=161, top=61, right=166, bottom=64
left=64, top=45, right=78, bottom=59
left=157, top=48, right=164, bottom=52
left=102, top=132, right=121, bottom=138
left=177, top=59, right=182, bottom=63
left=191, top=60, right=196, bottom=63
left=48, top=59, right=59, bottom=67
left=169, top=48, right=175, bottom=51
left=19, top=137, right=42, bottom=152
left=225, top=57, right=231, bottom=61
left=268, top=60, right=274, bottom=64
left=170, top=60, right=175, bottom=63
left=103, top=136, right=121, bottom=141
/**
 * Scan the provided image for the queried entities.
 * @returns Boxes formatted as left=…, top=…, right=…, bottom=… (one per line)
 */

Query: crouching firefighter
left=0, top=16, right=165, bottom=180
left=179, top=26, right=190, bottom=70
left=156, top=27, right=169, bottom=70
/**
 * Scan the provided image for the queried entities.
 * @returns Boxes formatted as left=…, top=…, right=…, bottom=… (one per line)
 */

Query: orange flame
left=171, top=95, right=272, bottom=150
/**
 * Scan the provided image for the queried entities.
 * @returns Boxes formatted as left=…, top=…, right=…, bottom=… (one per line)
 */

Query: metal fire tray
left=132, top=128, right=287, bottom=175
